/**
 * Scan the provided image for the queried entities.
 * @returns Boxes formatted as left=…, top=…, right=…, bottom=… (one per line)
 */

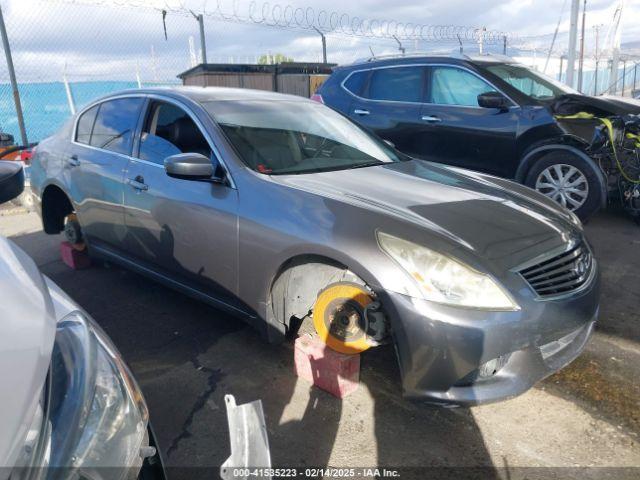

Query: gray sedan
left=30, top=87, right=599, bottom=405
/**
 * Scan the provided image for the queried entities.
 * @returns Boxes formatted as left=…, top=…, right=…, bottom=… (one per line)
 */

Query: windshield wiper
left=271, top=161, right=383, bottom=175
left=343, top=161, right=384, bottom=170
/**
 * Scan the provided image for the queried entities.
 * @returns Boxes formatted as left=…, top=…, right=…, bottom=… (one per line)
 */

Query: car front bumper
left=378, top=267, right=600, bottom=405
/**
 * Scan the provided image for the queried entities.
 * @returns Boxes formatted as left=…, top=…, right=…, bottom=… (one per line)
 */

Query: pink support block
left=60, top=241, right=91, bottom=270
left=294, top=335, right=360, bottom=398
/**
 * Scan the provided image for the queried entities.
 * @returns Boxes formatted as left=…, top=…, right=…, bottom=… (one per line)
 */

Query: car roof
left=336, top=53, right=513, bottom=70
left=96, top=86, right=310, bottom=105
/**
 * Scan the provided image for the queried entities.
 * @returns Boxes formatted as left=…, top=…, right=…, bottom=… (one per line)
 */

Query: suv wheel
left=525, top=151, right=603, bottom=220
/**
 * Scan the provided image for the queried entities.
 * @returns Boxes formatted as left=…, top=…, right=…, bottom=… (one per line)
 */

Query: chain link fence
left=0, top=0, right=638, bottom=146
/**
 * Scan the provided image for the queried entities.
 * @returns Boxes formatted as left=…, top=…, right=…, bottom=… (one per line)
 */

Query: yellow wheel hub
left=312, top=283, right=374, bottom=355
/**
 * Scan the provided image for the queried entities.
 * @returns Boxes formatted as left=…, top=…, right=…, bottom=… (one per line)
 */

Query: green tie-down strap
left=555, top=113, right=640, bottom=185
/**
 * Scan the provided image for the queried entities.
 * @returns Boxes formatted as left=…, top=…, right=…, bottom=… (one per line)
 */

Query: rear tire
left=525, top=151, right=603, bottom=221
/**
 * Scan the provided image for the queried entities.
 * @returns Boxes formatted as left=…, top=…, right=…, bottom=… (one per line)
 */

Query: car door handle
left=421, top=115, right=442, bottom=123
left=354, top=109, right=370, bottom=116
left=127, top=177, right=149, bottom=191
left=67, top=155, right=80, bottom=167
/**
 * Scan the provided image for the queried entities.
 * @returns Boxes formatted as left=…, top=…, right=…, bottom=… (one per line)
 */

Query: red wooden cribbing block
left=294, top=335, right=360, bottom=398
left=60, top=241, right=91, bottom=270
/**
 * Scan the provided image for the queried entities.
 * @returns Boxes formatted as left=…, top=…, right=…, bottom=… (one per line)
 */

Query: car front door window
left=139, top=102, right=212, bottom=165
left=430, top=67, right=497, bottom=107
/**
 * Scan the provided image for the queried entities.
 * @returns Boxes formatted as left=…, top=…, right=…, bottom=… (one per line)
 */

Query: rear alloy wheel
left=525, top=151, right=603, bottom=220
left=312, top=282, right=375, bottom=355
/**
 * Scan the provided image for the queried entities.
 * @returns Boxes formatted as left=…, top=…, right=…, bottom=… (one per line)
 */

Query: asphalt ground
left=1, top=208, right=639, bottom=480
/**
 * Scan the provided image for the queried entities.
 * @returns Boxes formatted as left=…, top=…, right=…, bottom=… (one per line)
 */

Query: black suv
left=315, top=54, right=640, bottom=220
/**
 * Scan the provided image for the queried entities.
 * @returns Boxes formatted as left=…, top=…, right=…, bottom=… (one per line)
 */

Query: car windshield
left=484, top=64, right=579, bottom=101
left=203, top=100, right=404, bottom=175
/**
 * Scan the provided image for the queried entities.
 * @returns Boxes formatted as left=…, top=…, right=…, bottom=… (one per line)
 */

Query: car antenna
left=369, top=46, right=375, bottom=59
left=457, top=34, right=463, bottom=54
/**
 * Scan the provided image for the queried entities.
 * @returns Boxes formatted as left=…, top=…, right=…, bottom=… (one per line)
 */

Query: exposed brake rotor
left=312, top=282, right=375, bottom=355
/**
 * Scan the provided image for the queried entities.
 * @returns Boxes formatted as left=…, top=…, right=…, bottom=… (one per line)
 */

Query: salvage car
left=31, top=87, right=599, bottom=404
left=0, top=160, right=165, bottom=478
left=314, top=54, right=640, bottom=220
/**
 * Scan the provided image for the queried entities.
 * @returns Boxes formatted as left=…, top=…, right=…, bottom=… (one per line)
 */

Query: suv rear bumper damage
left=377, top=270, right=599, bottom=405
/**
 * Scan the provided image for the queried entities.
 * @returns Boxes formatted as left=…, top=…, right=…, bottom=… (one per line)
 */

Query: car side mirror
left=164, top=153, right=221, bottom=182
left=0, top=161, right=24, bottom=204
left=477, top=91, right=510, bottom=111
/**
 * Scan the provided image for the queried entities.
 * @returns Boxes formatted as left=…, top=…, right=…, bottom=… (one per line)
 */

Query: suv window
left=75, top=105, right=99, bottom=145
left=430, top=67, right=497, bottom=107
left=89, top=98, right=143, bottom=155
left=139, top=101, right=211, bottom=165
left=343, top=71, right=368, bottom=96
left=484, top=64, right=576, bottom=100
left=367, top=66, right=425, bottom=103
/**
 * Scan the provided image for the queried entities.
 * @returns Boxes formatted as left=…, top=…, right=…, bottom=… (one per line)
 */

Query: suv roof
left=339, top=52, right=515, bottom=70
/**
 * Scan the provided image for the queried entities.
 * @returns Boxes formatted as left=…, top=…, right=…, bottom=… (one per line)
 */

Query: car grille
left=519, top=243, right=593, bottom=297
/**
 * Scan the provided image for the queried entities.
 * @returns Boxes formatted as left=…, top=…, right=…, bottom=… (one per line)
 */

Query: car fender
left=515, top=141, right=607, bottom=209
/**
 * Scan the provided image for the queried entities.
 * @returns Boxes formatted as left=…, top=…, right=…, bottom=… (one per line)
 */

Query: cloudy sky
left=0, top=0, right=638, bottom=83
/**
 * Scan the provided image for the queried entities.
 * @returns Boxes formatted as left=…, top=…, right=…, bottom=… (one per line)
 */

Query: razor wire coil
left=59, top=0, right=513, bottom=44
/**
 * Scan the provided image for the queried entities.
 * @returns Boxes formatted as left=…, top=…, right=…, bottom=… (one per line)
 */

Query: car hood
left=589, top=95, right=640, bottom=115
left=0, top=237, right=56, bottom=468
left=275, top=160, right=581, bottom=266
left=550, top=93, right=640, bottom=116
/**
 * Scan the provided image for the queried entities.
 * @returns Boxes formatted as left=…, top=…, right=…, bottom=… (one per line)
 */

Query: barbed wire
left=59, top=0, right=514, bottom=44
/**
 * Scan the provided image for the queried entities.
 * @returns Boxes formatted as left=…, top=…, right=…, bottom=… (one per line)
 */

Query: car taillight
left=310, top=94, right=324, bottom=104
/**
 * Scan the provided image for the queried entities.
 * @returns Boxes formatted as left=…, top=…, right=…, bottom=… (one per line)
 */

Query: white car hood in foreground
left=0, top=237, right=56, bottom=468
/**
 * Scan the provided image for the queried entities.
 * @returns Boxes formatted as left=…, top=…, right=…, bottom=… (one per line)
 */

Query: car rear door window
left=343, top=71, right=368, bottom=96
left=139, top=101, right=212, bottom=165
left=89, top=97, right=143, bottom=155
left=429, top=67, right=497, bottom=107
left=75, top=105, right=99, bottom=145
left=367, top=66, right=425, bottom=103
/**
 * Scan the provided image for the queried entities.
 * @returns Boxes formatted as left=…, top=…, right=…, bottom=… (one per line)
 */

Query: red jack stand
left=60, top=241, right=91, bottom=270
left=294, top=335, right=360, bottom=399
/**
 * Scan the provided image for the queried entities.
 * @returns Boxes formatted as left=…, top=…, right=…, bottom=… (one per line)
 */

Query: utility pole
left=312, top=27, right=327, bottom=63
left=503, top=35, right=507, bottom=55
left=559, top=55, right=565, bottom=82
left=577, top=0, right=586, bottom=92
left=621, top=59, right=627, bottom=96
left=0, top=4, right=27, bottom=146
left=609, top=1, right=624, bottom=94
left=566, top=0, right=580, bottom=87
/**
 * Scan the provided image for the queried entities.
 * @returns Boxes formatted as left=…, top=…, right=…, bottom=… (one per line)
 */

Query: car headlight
left=377, top=232, right=519, bottom=310
left=45, top=311, right=149, bottom=477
